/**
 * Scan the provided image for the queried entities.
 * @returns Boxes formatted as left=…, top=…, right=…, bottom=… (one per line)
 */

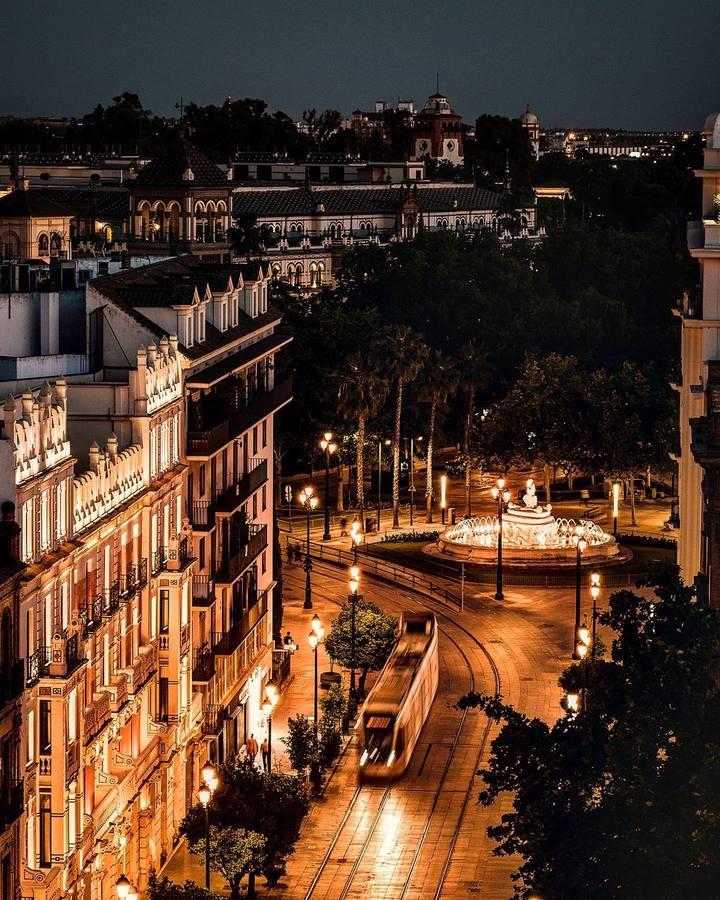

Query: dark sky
left=4, top=0, right=720, bottom=129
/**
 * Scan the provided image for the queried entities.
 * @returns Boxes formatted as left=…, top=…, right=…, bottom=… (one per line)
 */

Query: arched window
left=0, top=609, right=11, bottom=679
left=272, top=264, right=281, bottom=283
left=38, top=233, right=49, bottom=256
left=102, top=225, right=113, bottom=243
left=49, top=233, right=62, bottom=256
left=166, top=203, right=181, bottom=241
left=310, top=262, right=318, bottom=289
left=317, top=262, right=326, bottom=285
left=294, top=265, right=303, bottom=287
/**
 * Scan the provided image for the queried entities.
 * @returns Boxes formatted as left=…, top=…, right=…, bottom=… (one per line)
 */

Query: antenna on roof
left=436, top=72, right=440, bottom=94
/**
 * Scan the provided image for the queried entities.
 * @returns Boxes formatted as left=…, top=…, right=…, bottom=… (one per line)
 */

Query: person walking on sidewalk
left=246, top=734, right=259, bottom=765
left=261, top=737, right=270, bottom=772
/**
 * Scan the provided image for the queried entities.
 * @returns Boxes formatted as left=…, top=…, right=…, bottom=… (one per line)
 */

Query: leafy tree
left=382, top=326, right=428, bottom=527
left=483, top=354, right=590, bottom=502
left=187, top=827, right=266, bottom=899
left=228, top=213, right=272, bottom=260
left=283, top=713, right=315, bottom=774
left=325, top=599, right=398, bottom=695
left=320, top=682, right=347, bottom=727
left=467, top=114, right=534, bottom=190
left=148, top=874, right=220, bottom=900
left=459, top=563, right=720, bottom=899
left=338, top=349, right=389, bottom=523
left=180, top=757, right=309, bottom=888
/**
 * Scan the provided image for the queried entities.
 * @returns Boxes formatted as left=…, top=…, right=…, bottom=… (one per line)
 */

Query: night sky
left=4, top=0, right=720, bottom=129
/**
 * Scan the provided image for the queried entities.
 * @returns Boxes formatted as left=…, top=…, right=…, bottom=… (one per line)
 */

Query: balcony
left=152, top=537, right=192, bottom=576
left=211, top=591, right=268, bottom=657
left=84, top=691, right=111, bottom=743
left=25, top=641, right=83, bottom=686
left=201, top=704, right=224, bottom=736
left=216, top=524, right=267, bottom=585
left=187, top=378, right=292, bottom=457
left=192, top=575, right=216, bottom=607
left=189, top=458, right=268, bottom=530
left=192, top=645, right=215, bottom=683
left=81, top=594, right=105, bottom=637
left=127, top=645, right=157, bottom=694
left=119, top=559, right=148, bottom=600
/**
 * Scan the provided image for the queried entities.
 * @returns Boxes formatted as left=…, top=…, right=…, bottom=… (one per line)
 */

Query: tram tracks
left=286, top=561, right=502, bottom=899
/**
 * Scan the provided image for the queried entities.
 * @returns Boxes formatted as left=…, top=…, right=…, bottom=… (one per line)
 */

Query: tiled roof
left=0, top=187, right=129, bottom=220
left=232, top=185, right=505, bottom=219
left=91, top=254, right=278, bottom=360
left=134, top=138, right=229, bottom=188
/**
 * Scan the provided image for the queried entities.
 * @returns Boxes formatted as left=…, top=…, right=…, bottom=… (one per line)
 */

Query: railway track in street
left=285, top=556, right=502, bottom=900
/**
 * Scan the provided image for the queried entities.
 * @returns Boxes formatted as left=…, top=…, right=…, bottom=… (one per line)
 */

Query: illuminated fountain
left=435, top=479, right=620, bottom=568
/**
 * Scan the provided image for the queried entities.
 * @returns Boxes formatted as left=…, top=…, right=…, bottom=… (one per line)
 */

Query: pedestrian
left=286, top=542, right=293, bottom=565
left=246, top=733, right=259, bottom=764
left=261, top=737, right=270, bottom=772
left=294, top=543, right=303, bottom=563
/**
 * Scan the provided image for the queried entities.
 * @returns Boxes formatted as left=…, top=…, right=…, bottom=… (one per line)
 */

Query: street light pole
left=409, top=437, right=414, bottom=527
left=308, top=615, right=323, bottom=787
left=299, top=487, right=318, bottom=609
left=573, top=526, right=588, bottom=659
left=590, top=572, right=600, bottom=659
left=320, top=433, right=336, bottom=541
left=491, top=478, right=511, bottom=601
left=377, top=441, right=382, bottom=532
left=348, top=565, right=360, bottom=714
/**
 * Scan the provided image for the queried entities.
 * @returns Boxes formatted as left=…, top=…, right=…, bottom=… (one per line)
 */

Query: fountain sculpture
left=435, top=479, right=620, bottom=568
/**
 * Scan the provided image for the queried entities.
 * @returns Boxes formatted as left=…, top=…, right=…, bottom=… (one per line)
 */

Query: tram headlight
left=386, top=751, right=396, bottom=768
left=360, top=750, right=368, bottom=767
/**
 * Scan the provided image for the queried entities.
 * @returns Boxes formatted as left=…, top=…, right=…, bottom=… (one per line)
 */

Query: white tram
left=357, top=612, right=439, bottom=779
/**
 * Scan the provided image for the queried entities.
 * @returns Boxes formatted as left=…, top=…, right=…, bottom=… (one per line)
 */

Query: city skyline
left=3, top=0, right=719, bottom=129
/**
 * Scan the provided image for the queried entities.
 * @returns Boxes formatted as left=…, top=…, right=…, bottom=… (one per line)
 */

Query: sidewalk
left=159, top=560, right=344, bottom=895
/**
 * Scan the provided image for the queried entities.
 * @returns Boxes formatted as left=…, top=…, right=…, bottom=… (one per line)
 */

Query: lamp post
left=320, top=433, right=337, bottom=541
left=572, top=526, right=588, bottom=659
left=299, top=487, right=319, bottom=609
left=308, top=615, right=324, bottom=788
left=590, top=572, right=600, bottom=658
left=262, top=680, right=278, bottom=772
left=491, top=478, right=512, bottom=601
left=440, top=474, right=448, bottom=524
left=348, top=565, right=360, bottom=714
left=198, top=760, right=217, bottom=890
left=612, top=481, right=620, bottom=536
left=350, top=519, right=363, bottom=563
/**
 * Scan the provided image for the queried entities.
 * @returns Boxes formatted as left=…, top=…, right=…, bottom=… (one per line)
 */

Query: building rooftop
left=134, top=137, right=229, bottom=188
left=0, top=186, right=129, bottom=220
left=232, top=184, right=505, bottom=219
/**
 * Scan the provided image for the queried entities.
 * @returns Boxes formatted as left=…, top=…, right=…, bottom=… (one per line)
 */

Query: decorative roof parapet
left=73, top=437, right=144, bottom=533
left=3, top=379, right=71, bottom=485
left=130, top=336, right=182, bottom=416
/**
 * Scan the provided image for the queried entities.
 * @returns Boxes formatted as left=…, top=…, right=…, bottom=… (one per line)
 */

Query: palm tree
left=458, top=343, right=491, bottom=517
left=383, top=326, right=429, bottom=529
left=338, top=352, right=388, bottom=528
left=416, top=351, right=460, bottom=523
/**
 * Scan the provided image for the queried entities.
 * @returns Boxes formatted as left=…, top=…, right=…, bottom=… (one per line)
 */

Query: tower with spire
left=519, top=104, right=540, bottom=158
left=411, top=85, right=464, bottom=165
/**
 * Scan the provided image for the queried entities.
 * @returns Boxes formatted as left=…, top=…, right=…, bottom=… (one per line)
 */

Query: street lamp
left=115, top=876, right=132, bottom=899
left=308, top=618, right=323, bottom=788
left=612, top=481, right=620, bottom=536
left=440, top=474, right=448, bottom=524
left=320, top=433, right=337, bottom=541
left=491, top=478, right=512, bottom=601
left=299, top=487, right=319, bottom=609
left=198, top=770, right=216, bottom=891
left=572, top=526, right=588, bottom=659
left=590, top=571, right=601, bottom=657
left=348, top=565, right=360, bottom=714
left=262, top=686, right=278, bottom=772
left=350, top=519, right=364, bottom=562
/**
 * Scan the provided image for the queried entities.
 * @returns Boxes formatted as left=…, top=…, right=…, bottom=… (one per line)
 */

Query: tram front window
left=361, top=714, right=395, bottom=766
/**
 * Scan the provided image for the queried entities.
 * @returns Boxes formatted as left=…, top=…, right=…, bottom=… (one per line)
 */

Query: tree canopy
left=459, top=564, right=720, bottom=899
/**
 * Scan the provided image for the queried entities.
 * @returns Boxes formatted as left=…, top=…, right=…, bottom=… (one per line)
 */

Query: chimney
left=21, top=392, right=33, bottom=421
left=88, top=441, right=100, bottom=473
left=169, top=334, right=179, bottom=357
left=54, top=378, right=67, bottom=407
left=106, top=433, right=118, bottom=461
left=146, top=343, right=157, bottom=368
left=159, top=336, right=169, bottom=359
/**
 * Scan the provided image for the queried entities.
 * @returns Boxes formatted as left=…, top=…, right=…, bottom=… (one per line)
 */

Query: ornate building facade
left=679, top=112, right=720, bottom=601
left=0, top=251, right=288, bottom=898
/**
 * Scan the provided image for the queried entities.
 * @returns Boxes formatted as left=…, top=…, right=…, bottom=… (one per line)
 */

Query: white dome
left=704, top=112, right=720, bottom=149
left=520, top=107, right=539, bottom=125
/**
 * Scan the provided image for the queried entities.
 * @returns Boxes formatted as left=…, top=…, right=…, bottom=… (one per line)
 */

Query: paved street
left=163, top=524, right=618, bottom=898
